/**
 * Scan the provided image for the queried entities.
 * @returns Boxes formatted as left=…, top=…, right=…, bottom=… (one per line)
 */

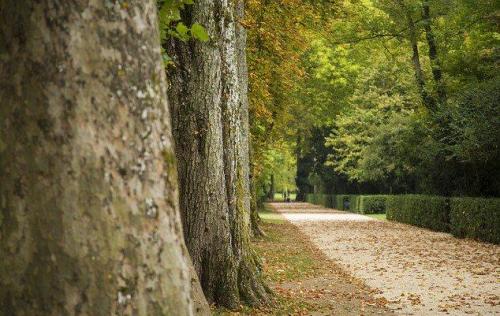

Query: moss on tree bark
left=0, top=1, right=203, bottom=314
left=166, top=0, right=270, bottom=309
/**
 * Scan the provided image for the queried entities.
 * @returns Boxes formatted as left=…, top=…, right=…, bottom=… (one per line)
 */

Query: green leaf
left=176, top=22, right=189, bottom=37
left=191, top=23, right=209, bottom=42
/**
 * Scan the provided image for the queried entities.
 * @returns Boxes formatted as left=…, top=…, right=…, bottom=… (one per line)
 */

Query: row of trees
left=287, top=0, right=499, bottom=198
left=0, top=0, right=270, bottom=314
left=242, top=0, right=498, bottom=201
left=245, top=0, right=337, bottom=205
left=0, top=0, right=496, bottom=313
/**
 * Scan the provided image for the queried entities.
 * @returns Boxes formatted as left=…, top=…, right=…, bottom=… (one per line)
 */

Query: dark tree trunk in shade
left=0, top=1, right=207, bottom=315
left=166, top=0, right=269, bottom=309
left=249, top=144, right=266, bottom=237
left=269, top=174, right=276, bottom=200
left=396, top=0, right=436, bottom=111
left=422, top=0, right=447, bottom=104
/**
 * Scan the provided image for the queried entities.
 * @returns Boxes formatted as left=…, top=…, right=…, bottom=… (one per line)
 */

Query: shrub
left=386, top=195, right=450, bottom=232
left=359, top=195, right=387, bottom=214
left=316, top=194, right=327, bottom=206
left=305, top=194, right=334, bottom=208
left=305, top=194, right=314, bottom=204
left=326, top=195, right=335, bottom=208
left=350, top=195, right=361, bottom=212
left=332, top=194, right=349, bottom=210
left=450, top=197, right=500, bottom=244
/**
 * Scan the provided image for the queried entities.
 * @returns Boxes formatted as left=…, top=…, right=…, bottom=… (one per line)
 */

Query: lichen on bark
left=0, top=1, right=200, bottom=315
left=166, top=0, right=270, bottom=308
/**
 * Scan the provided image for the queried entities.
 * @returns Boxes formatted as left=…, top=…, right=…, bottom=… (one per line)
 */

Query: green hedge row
left=305, top=193, right=333, bottom=207
left=450, top=197, right=500, bottom=244
left=386, top=195, right=450, bottom=232
left=305, top=194, right=387, bottom=214
left=305, top=193, right=500, bottom=244
left=359, top=195, right=388, bottom=214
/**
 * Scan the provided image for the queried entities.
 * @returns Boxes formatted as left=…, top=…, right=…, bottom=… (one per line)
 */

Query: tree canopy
left=246, top=0, right=500, bottom=199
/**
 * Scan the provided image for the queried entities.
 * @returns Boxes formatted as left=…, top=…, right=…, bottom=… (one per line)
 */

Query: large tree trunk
left=0, top=1, right=202, bottom=315
left=422, top=0, right=447, bottom=105
left=167, top=0, right=269, bottom=309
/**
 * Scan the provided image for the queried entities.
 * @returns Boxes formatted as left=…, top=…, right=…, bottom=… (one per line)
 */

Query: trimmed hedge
left=305, top=193, right=499, bottom=243
left=305, top=194, right=387, bottom=213
left=350, top=195, right=360, bottom=212
left=358, top=195, right=387, bottom=214
left=335, top=194, right=350, bottom=210
left=386, top=195, right=450, bottom=232
left=450, top=197, right=500, bottom=244
left=305, top=193, right=334, bottom=208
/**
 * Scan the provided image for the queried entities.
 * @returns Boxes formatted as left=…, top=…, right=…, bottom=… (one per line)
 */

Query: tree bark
left=422, top=0, right=447, bottom=104
left=166, top=0, right=269, bottom=309
left=396, top=0, right=436, bottom=111
left=0, top=1, right=199, bottom=315
left=249, top=140, right=265, bottom=237
left=268, top=174, right=276, bottom=200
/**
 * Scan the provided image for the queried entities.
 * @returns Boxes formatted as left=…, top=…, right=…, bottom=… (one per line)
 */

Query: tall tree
left=395, top=0, right=437, bottom=111
left=421, top=0, right=446, bottom=104
left=0, top=1, right=204, bottom=314
left=166, top=0, right=269, bottom=308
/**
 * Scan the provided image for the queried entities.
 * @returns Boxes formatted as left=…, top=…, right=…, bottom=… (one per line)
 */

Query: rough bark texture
left=0, top=1, right=198, bottom=315
left=167, top=0, right=269, bottom=309
left=422, top=0, right=447, bottom=104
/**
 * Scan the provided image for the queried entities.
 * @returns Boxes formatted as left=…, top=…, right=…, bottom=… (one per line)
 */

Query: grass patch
left=257, top=218, right=320, bottom=282
left=365, top=213, right=387, bottom=221
left=258, top=212, right=286, bottom=225
left=214, top=206, right=390, bottom=315
left=272, top=192, right=297, bottom=202
left=213, top=216, right=323, bottom=315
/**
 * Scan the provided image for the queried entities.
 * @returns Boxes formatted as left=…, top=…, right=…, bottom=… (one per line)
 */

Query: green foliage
left=294, top=0, right=499, bottom=198
left=305, top=194, right=331, bottom=208
left=190, top=23, right=209, bottom=41
left=305, top=194, right=387, bottom=214
left=386, top=195, right=450, bottom=232
left=444, top=80, right=500, bottom=164
left=450, top=197, right=500, bottom=244
left=358, top=196, right=387, bottom=214
left=258, top=144, right=297, bottom=195
left=350, top=195, right=361, bottom=212
left=335, top=195, right=346, bottom=210
left=306, top=193, right=500, bottom=243
left=157, top=0, right=208, bottom=62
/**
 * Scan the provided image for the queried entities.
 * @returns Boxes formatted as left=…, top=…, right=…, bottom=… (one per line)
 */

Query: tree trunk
left=397, top=0, right=436, bottom=111
left=295, top=135, right=310, bottom=202
left=0, top=1, right=201, bottom=315
left=268, top=174, right=276, bottom=200
left=422, top=0, right=447, bottom=104
left=249, top=144, right=265, bottom=237
left=166, top=0, right=269, bottom=309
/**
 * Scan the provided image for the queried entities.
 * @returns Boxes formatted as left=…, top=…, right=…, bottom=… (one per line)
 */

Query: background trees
left=247, top=0, right=500, bottom=200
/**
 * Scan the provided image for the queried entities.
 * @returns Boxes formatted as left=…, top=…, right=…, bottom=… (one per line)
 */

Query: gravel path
left=270, top=202, right=500, bottom=315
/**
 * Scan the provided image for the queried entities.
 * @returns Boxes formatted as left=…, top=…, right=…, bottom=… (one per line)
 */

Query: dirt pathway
left=269, top=202, right=500, bottom=315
